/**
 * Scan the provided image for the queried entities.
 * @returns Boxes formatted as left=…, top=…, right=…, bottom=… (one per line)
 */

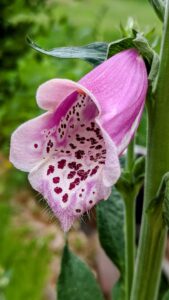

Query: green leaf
left=97, top=187, right=125, bottom=274
left=148, top=51, right=160, bottom=84
left=107, top=37, right=133, bottom=59
left=149, top=0, right=165, bottom=21
left=133, top=33, right=159, bottom=83
left=158, top=273, right=169, bottom=300
left=162, top=290, right=169, bottom=300
left=26, top=36, right=108, bottom=67
left=132, top=156, right=145, bottom=185
left=112, top=278, right=125, bottom=300
left=107, top=33, right=159, bottom=85
left=57, top=244, right=104, bottom=300
left=162, top=175, right=169, bottom=227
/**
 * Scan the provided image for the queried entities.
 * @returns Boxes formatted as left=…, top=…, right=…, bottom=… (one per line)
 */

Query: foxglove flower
left=10, top=49, right=148, bottom=231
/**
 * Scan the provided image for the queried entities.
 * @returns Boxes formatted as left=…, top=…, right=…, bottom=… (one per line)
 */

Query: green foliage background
left=0, top=0, right=161, bottom=299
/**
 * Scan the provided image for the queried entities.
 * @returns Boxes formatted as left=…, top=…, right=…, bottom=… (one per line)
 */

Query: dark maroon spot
left=66, top=150, right=70, bottom=154
left=47, top=165, right=55, bottom=175
left=58, top=159, right=66, bottom=169
left=54, top=187, right=62, bottom=194
left=79, top=194, right=82, bottom=197
left=69, top=182, right=76, bottom=190
left=34, top=143, right=38, bottom=149
left=68, top=162, right=77, bottom=169
left=89, top=200, right=93, bottom=204
left=75, top=209, right=81, bottom=213
left=62, top=193, right=68, bottom=203
left=102, top=150, right=106, bottom=154
left=90, top=155, right=94, bottom=161
left=82, top=189, right=84, bottom=192
left=93, top=191, right=95, bottom=194
left=90, top=138, right=98, bottom=145
left=74, top=178, right=80, bottom=185
left=46, top=147, right=50, bottom=153
left=77, top=169, right=85, bottom=176
left=77, top=169, right=88, bottom=180
left=95, top=128, right=100, bottom=134
left=90, top=166, right=99, bottom=176
left=53, top=177, right=60, bottom=184
left=69, top=143, right=76, bottom=149
left=47, top=140, right=53, bottom=147
left=86, top=127, right=91, bottom=131
left=75, top=150, right=85, bottom=159
left=99, top=161, right=105, bottom=164
left=98, top=135, right=103, bottom=140
left=67, top=171, right=76, bottom=179
left=75, top=163, right=82, bottom=170
left=95, top=145, right=102, bottom=150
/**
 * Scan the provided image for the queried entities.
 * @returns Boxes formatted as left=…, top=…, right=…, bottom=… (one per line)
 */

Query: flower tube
left=10, top=49, right=148, bottom=231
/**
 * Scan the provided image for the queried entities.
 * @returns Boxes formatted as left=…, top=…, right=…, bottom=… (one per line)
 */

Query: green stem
left=131, top=1, right=169, bottom=299
left=124, top=195, right=136, bottom=300
left=126, top=138, right=135, bottom=173
left=124, top=139, right=136, bottom=300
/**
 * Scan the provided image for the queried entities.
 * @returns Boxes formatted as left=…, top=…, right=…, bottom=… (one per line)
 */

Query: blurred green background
left=0, top=1, right=161, bottom=299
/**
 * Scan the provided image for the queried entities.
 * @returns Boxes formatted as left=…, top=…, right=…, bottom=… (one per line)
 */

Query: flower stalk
left=131, top=1, right=169, bottom=299
left=124, top=139, right=136, bottom=300
left=126, top=139, right=135, bottom=173
left=124, top=191, right=136, bottom=300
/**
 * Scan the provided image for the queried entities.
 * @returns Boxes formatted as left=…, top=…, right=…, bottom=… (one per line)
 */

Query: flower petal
left=79, top=49, right=148, bottom=153
left=10, top=112, right=55, bottom=172
left=36, top=78, right=98, bottom=112
left=28, top=91, right=120, bottom=231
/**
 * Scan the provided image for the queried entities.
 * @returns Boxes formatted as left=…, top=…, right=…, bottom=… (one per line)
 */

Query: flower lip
left=36, top=78, right=102, bottom=115
left=28, top=89, right=121, bottom=231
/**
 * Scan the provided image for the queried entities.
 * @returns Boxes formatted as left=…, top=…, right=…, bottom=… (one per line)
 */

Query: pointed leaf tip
left=57, top=244, right=104, bottom=300
left=26, top=36, right=108, bottom=67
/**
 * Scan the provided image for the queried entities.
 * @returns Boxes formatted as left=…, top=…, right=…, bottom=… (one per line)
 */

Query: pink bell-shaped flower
left=10, top=49, right=148, bottom=231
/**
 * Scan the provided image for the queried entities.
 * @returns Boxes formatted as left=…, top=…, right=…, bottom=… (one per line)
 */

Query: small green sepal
left=147, top=172, right=169, bottom=228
